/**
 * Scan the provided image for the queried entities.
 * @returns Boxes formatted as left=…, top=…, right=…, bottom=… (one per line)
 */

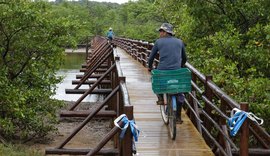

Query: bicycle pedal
left=176, top=118, right=183, bottom=124
left=156, top=100, right=164, bottom=105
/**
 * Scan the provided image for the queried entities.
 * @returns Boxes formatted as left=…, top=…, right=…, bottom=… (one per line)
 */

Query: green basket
left=151, top=68, right=191, bottom=94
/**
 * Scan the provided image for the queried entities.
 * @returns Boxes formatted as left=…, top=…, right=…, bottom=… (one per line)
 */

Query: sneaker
left=176, top=117, right=183, bottom=124
left=156, top=100, right=164, bottom=105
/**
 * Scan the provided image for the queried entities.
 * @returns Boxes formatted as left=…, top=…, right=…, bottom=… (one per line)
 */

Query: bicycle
left=151, top=68, right=191, bottom=140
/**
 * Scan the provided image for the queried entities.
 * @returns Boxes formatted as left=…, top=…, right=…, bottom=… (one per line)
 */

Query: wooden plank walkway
left=116, top=47, right=214, bottom=156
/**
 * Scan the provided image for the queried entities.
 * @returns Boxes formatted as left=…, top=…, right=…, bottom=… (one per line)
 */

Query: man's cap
left=158, top=23, right=175, bottom=35
left=109, top=27, right=113, bottom=30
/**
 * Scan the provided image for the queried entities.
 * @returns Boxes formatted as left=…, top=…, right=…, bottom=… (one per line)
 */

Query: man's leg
left=176, top=93, right=184, bottom=124
left=156, top=94, right=164, bottom=105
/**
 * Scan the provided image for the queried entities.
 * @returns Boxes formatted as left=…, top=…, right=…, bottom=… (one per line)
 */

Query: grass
left=0, top=144, right=43, bottom=156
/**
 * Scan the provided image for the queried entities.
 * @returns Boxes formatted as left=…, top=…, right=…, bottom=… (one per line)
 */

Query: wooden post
left=86, top=36, right=89, bottom=60
left=187, top=72, right=197, bottom=118
left=219, top=99, right=227, bottom=155
left=122, top=106, right=133, bottom=156
left=222, top=125, right=232, bottom=156
left=240, top=102, right=249, bottom=156
left=118, top=77, right=126, bottom=115
left=204, top=75, right=213, bottom=131
left=192, top=91, right=202, bottom=133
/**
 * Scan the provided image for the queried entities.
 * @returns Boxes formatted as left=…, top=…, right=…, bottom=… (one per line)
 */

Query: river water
left=52, top=52, right=98, bottom=102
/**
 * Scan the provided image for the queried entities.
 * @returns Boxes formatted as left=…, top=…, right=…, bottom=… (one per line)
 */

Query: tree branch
left=0, top=134, right=8, bottom=146
left=0, top=21, right=10, bottom=64
left=0, top=2, right=8, bottom=5
left=8, top=48, right=37, bottom=80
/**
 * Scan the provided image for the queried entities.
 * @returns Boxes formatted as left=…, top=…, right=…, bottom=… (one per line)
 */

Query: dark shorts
left=157, top=93, right=184, bottom=104
left=108, top=36, right=113, bottom=41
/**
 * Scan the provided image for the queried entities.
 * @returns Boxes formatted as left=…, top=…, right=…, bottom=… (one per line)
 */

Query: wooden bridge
left=46, top=36, right=270, bottom=156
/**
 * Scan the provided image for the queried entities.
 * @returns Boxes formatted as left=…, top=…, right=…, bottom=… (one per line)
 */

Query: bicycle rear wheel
left=160, top=104, right=169, bottom=125
left=168, top=95, right=176, bottom=140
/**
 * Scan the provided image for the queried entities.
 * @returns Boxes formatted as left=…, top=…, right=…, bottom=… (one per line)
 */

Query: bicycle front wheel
left=168, top=95, right=176, bottom=140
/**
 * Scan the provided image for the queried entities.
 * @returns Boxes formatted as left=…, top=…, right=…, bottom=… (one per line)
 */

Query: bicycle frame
left=163, top=94, right=177, bottom=111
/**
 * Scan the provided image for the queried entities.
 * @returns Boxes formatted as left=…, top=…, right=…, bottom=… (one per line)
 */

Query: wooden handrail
left=46, top=37, right=134, bottom=156
left=113, top=36, right=270, bottom=155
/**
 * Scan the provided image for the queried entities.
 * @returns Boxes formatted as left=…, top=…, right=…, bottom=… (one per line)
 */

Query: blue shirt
left=107, top=30, right=114, bottom=38
left=148, top=36, right=187, bottom=70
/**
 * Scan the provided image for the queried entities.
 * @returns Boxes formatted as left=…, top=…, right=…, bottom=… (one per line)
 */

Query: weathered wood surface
left=116, top=47, right=214, bottom=156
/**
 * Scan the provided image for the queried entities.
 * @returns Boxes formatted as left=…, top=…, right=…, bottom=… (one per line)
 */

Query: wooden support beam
left=72, top=80, right=111, bottom=85
left=231, top=149, right=270, bottom=155
left=57, top=86, right=120, bottom=148
left=80, top=68, right=107, bottom=72
left=60, top=110, right=117, bottom=118
left=45, top=148, right=118, bottom=155
left=86, top=123, right=122, bottom=156
left=65, top=89, right=112, bottom=94
left=76, top=74, right=109, bottom=79
left=81, top=64, right=108, bottom=68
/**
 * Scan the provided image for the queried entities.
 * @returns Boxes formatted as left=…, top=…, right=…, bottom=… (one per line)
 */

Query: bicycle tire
left=168, top=95, right=176, bottom=140
left=160, top=104, right=169, bottom=125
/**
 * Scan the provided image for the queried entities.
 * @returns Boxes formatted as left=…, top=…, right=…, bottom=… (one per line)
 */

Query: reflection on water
left=61, top=52, right=86, bottom=69
left=52, top=52, right=98, bottom=102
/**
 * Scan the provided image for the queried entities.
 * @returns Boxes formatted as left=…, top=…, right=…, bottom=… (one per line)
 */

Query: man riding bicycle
left=148, top=23, right=187, bottom=123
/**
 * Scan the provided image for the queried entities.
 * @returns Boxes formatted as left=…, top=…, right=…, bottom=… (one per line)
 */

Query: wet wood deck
left=116, top=47, right=214, bottom=156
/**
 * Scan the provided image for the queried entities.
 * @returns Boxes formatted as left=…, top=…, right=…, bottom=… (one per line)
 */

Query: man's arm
left=148, top=42, right=158, bottom=69
left=181, top=44, right=187, bottom=67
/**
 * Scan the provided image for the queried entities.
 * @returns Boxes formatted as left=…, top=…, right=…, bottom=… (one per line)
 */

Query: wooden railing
left=113, top=37, right=270, bottom=156
left=45, top=36, right=134, bottom=156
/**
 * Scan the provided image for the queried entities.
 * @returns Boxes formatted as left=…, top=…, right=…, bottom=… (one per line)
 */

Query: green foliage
left=50, top=1, right=92, bottom=44
left=86, top=1, right=120, bottom=35
left=53, top=0, right=162, bottom=41
left=0, top=0, right=86, bottom=141
left=113, top=0, right=162, bottom=41
left=0, top=144, right=42, bottom=156
left=85, top=0, right=162, bottom=41
left=0, top=0, right=269, bottom=145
